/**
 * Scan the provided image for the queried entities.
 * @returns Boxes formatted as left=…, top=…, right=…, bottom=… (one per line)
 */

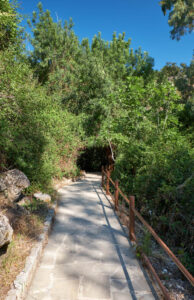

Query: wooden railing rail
left=101, top=166, right=194, bottom=300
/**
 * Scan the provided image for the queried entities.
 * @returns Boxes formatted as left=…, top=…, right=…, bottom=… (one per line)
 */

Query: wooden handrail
left=118, top=187, right=129, bottom=204
left=101, top=167, right=194, bottom=295
left=142, top=252, right=171, bottom=300
left=109, top=177, right=115, bottom=187
left=132, top=206, right=194, bottom=286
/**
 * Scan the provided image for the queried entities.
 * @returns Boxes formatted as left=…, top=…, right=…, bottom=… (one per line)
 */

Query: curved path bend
left=26, top=173, right=158, bottom=300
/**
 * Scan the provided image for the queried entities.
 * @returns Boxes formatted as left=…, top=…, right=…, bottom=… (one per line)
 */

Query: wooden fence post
left=101, top=166, right=104, bottom=187
left=129, top=195, right=135, bottom=242
left=115, top=180, right=119, bottom=210
left=106, top=168, right=110, bottom=195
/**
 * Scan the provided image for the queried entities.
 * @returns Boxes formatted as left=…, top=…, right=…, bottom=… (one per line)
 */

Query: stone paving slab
left=26, top=173, right=158, bottom=300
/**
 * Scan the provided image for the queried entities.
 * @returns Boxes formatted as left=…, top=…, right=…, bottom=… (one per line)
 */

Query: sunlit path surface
left=26, top=173, right=157, bottom=300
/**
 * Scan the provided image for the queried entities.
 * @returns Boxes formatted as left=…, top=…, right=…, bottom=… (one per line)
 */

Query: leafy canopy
left=0, top=0, right=22, bottom=50
left=160, top=0, right=194, bottom=40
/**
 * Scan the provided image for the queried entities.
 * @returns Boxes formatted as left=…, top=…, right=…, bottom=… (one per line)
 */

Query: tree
left=160, top=59, right=194, bottom=130
left=0, top=0, right=21, bottom=50
left=160, top=0, right=194, bottom=40
left=28, top=2, right=80, bottom=83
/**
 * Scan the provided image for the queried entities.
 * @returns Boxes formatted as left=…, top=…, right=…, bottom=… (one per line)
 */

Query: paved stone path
left=26, top=174, right=157, bottom=300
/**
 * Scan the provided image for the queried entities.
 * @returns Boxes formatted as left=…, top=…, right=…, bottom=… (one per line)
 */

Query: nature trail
left=26, top=173, right=157, bottom=300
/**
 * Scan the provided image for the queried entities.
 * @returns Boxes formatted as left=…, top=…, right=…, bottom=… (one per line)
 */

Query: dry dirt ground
left=0, top=195, right=49, bottom=300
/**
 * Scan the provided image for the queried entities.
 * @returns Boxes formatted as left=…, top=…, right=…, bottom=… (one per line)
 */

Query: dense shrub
left=0, top=49, right=82, bottom=187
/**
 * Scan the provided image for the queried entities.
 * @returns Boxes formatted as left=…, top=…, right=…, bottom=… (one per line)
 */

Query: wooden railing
left=102, top=166, right=194, bottom=300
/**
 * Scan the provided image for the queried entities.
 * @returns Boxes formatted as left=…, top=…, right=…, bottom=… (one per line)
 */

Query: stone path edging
left=5, top=202, right=57, bottom=300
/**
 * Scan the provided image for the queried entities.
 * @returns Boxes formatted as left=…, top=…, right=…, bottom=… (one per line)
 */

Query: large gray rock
left=0, top=169, right=30, bottom=201
left=0, top=213, right=13, bottom=247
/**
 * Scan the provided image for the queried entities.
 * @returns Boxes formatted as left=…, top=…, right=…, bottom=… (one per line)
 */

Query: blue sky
left=19, top=0, right=194, bottom=70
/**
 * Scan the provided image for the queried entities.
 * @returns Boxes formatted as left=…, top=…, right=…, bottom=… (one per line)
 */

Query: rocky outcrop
left=0, top=213, right=13, bottom=247
left=33, top=192, right=51, bottom=203
left=0, top=169, right=30, bottom=202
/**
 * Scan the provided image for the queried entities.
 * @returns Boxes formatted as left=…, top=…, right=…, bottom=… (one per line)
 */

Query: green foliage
left=28, top=3, right=79, bottom=84
left=0, top=49, right=82, bottom=187
left=178, top=246, right=194, bottom=275
left=160, top=0, right=194, bottom=40
left=142, top=230, right=152, bottom=256
left=95, top=74, right=193, bottom=271
left=0, top=0, right=22, bottom=50
left=28, top=6, right=154, bottom=117
left=160, top=59, right=194, bottom=132
left=0, top=0, right=193, bottom=275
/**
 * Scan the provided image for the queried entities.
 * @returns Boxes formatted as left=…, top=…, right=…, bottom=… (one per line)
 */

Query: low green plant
left=142, top=230, right=152, bottom=256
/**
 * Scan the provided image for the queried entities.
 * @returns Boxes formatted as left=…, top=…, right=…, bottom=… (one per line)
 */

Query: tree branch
left=108, top=140, right=115, bottom=162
